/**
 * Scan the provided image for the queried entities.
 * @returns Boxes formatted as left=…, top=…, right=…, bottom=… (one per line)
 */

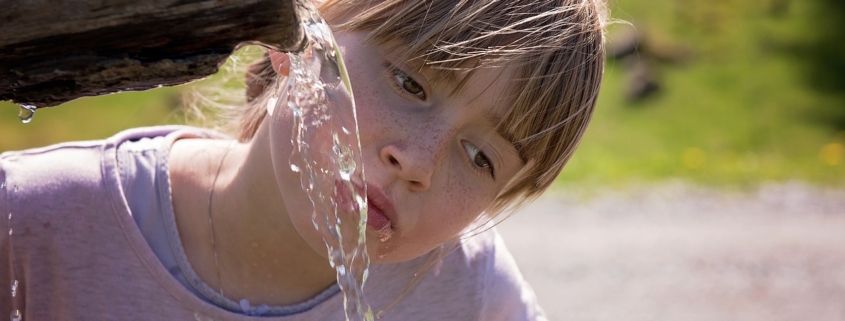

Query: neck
left=170, top=122, right=336, bottom=307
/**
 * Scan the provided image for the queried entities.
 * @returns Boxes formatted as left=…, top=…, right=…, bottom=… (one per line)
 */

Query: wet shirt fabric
left=0, top=126, right=548, bottom=321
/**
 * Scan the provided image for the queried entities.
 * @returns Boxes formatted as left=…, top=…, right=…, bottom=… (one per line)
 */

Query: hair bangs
left=322, top=0, right=608, bottom=213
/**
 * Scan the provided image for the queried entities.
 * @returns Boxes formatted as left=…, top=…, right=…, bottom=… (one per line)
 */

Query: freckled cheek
left=418, top=175, right=496, bottom=241
left=354, top=85, right=407, bottom=138
left=346, top=60, right=396, bottom=127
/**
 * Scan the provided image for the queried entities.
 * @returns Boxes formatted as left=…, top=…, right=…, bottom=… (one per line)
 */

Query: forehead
left=458, top=66, right=513, bottom=120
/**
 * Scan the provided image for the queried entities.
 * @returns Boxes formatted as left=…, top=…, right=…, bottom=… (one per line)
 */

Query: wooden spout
left=0, top=0, right=305, bottom=107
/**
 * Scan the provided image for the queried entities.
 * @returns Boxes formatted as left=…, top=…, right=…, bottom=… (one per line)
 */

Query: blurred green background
left=2, top=0, right=843, bottom=188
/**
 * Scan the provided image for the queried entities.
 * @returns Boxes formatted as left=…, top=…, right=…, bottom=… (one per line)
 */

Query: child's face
left=270, top=29, right=524, bottom=264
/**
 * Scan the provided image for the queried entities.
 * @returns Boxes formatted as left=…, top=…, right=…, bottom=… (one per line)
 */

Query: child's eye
left=392, top=68, right=427, bottom=100
left=462, top=141, right=495, bottom=179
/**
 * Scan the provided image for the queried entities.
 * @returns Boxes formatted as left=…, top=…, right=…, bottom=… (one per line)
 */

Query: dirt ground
left=497, top=182, right=845, bottom=321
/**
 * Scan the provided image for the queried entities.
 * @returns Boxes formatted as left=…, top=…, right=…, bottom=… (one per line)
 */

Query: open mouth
left=365, top=183, right=396, bottom=242
left=365, top=198, right=393, bottom=241
left=335, top=181, right=396, bottom=242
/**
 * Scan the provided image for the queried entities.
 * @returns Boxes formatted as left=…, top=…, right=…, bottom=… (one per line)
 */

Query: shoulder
left=1, top=136, right=108, bottom=202
left=460, top=228, right=548, bottom=321
left=0, top=126, right=236, bottom=319
left=0, top=125, right=218, bottom=230
left=114, top=125, right=227, bottom=182
left=444, top=227, right=531, bottom=286
left=0, top=126, right=187, bottom=193
left=372, top=228, right=547, bottom=321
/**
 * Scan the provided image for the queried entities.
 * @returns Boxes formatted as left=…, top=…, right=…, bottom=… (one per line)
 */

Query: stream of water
left=272, top=1, right=374, bottom=320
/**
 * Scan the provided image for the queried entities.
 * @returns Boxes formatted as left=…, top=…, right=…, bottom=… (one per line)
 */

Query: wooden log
left=0, top=0, right=305, bottom=107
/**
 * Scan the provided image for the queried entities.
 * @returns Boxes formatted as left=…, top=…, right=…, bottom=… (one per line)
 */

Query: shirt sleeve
left=478, top=232, right=549, bottom=321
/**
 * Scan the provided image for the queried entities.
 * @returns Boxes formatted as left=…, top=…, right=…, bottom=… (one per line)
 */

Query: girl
left=0, top=0, right=607, bottom=320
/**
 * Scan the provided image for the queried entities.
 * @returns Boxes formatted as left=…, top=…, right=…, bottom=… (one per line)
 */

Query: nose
left=379, top=143, right=438, bottom=192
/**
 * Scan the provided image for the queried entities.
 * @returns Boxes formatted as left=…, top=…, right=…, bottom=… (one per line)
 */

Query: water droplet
left=10, top=309, right=21, bottom=321
left=17, top=105, right=36, bottom=124
left=288, top=101, right=301, bottom=117
left=8, top=228, right=11, bottom=236
left=10, top=280, right=18, bottom=297
left=333, top=135, right=356, bottom=180
left=266, top=96, right=278, bottom=116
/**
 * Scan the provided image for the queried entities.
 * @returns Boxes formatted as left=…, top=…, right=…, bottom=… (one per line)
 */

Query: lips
left=365, top=183, right=396, bottom=242
left=334, top=181, right=396, bottom=241
left=366, top=202, right=390, bottom=231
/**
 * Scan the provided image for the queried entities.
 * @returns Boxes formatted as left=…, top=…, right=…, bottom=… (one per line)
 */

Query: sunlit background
left=2, top=0, right=843, bottom=320
left=2, top=0, right=843, bottom=185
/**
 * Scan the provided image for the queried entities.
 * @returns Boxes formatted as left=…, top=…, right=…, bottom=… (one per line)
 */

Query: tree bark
left=0, top=0, right=304, bottom=107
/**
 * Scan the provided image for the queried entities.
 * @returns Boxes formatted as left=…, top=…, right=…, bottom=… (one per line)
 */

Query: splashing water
left=10, top=310, right=21, bottom=321
left=6, top=182, right=22, bottom=321
left=17, top=105, right=35, bottom=124
left=270, top=1, right=374, bottom=320
left=9, top=278, right=23, bottom=321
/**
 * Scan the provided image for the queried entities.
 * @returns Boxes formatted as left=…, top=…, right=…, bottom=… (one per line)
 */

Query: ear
left=269, top=51, right=291, bottom=77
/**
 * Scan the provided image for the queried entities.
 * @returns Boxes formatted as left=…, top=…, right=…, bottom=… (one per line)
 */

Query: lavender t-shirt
left=1, top=126, right=547, bottom=321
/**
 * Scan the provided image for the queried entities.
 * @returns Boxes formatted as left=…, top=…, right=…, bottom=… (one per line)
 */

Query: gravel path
left=497, top=182, right=845, bottom=321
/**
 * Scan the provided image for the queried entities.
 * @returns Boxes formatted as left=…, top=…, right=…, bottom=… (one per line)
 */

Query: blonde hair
left=233, top=0, right=608, bottom=214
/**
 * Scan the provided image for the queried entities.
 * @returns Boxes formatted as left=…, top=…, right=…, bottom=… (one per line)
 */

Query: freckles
left=356, top=93, right=388, bottom=132
left=413, top=124, right=444, bottom=156
left=412, top=120, right=456, bottom=161
left=439, top=174, right=481, bottom=225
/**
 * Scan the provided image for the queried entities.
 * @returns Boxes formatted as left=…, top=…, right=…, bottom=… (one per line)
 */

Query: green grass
left=556, top=0, right=845, bottom=188
left=0, top=88, right=182, bottom=151
left=2, top=0, right=843, bottom=188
